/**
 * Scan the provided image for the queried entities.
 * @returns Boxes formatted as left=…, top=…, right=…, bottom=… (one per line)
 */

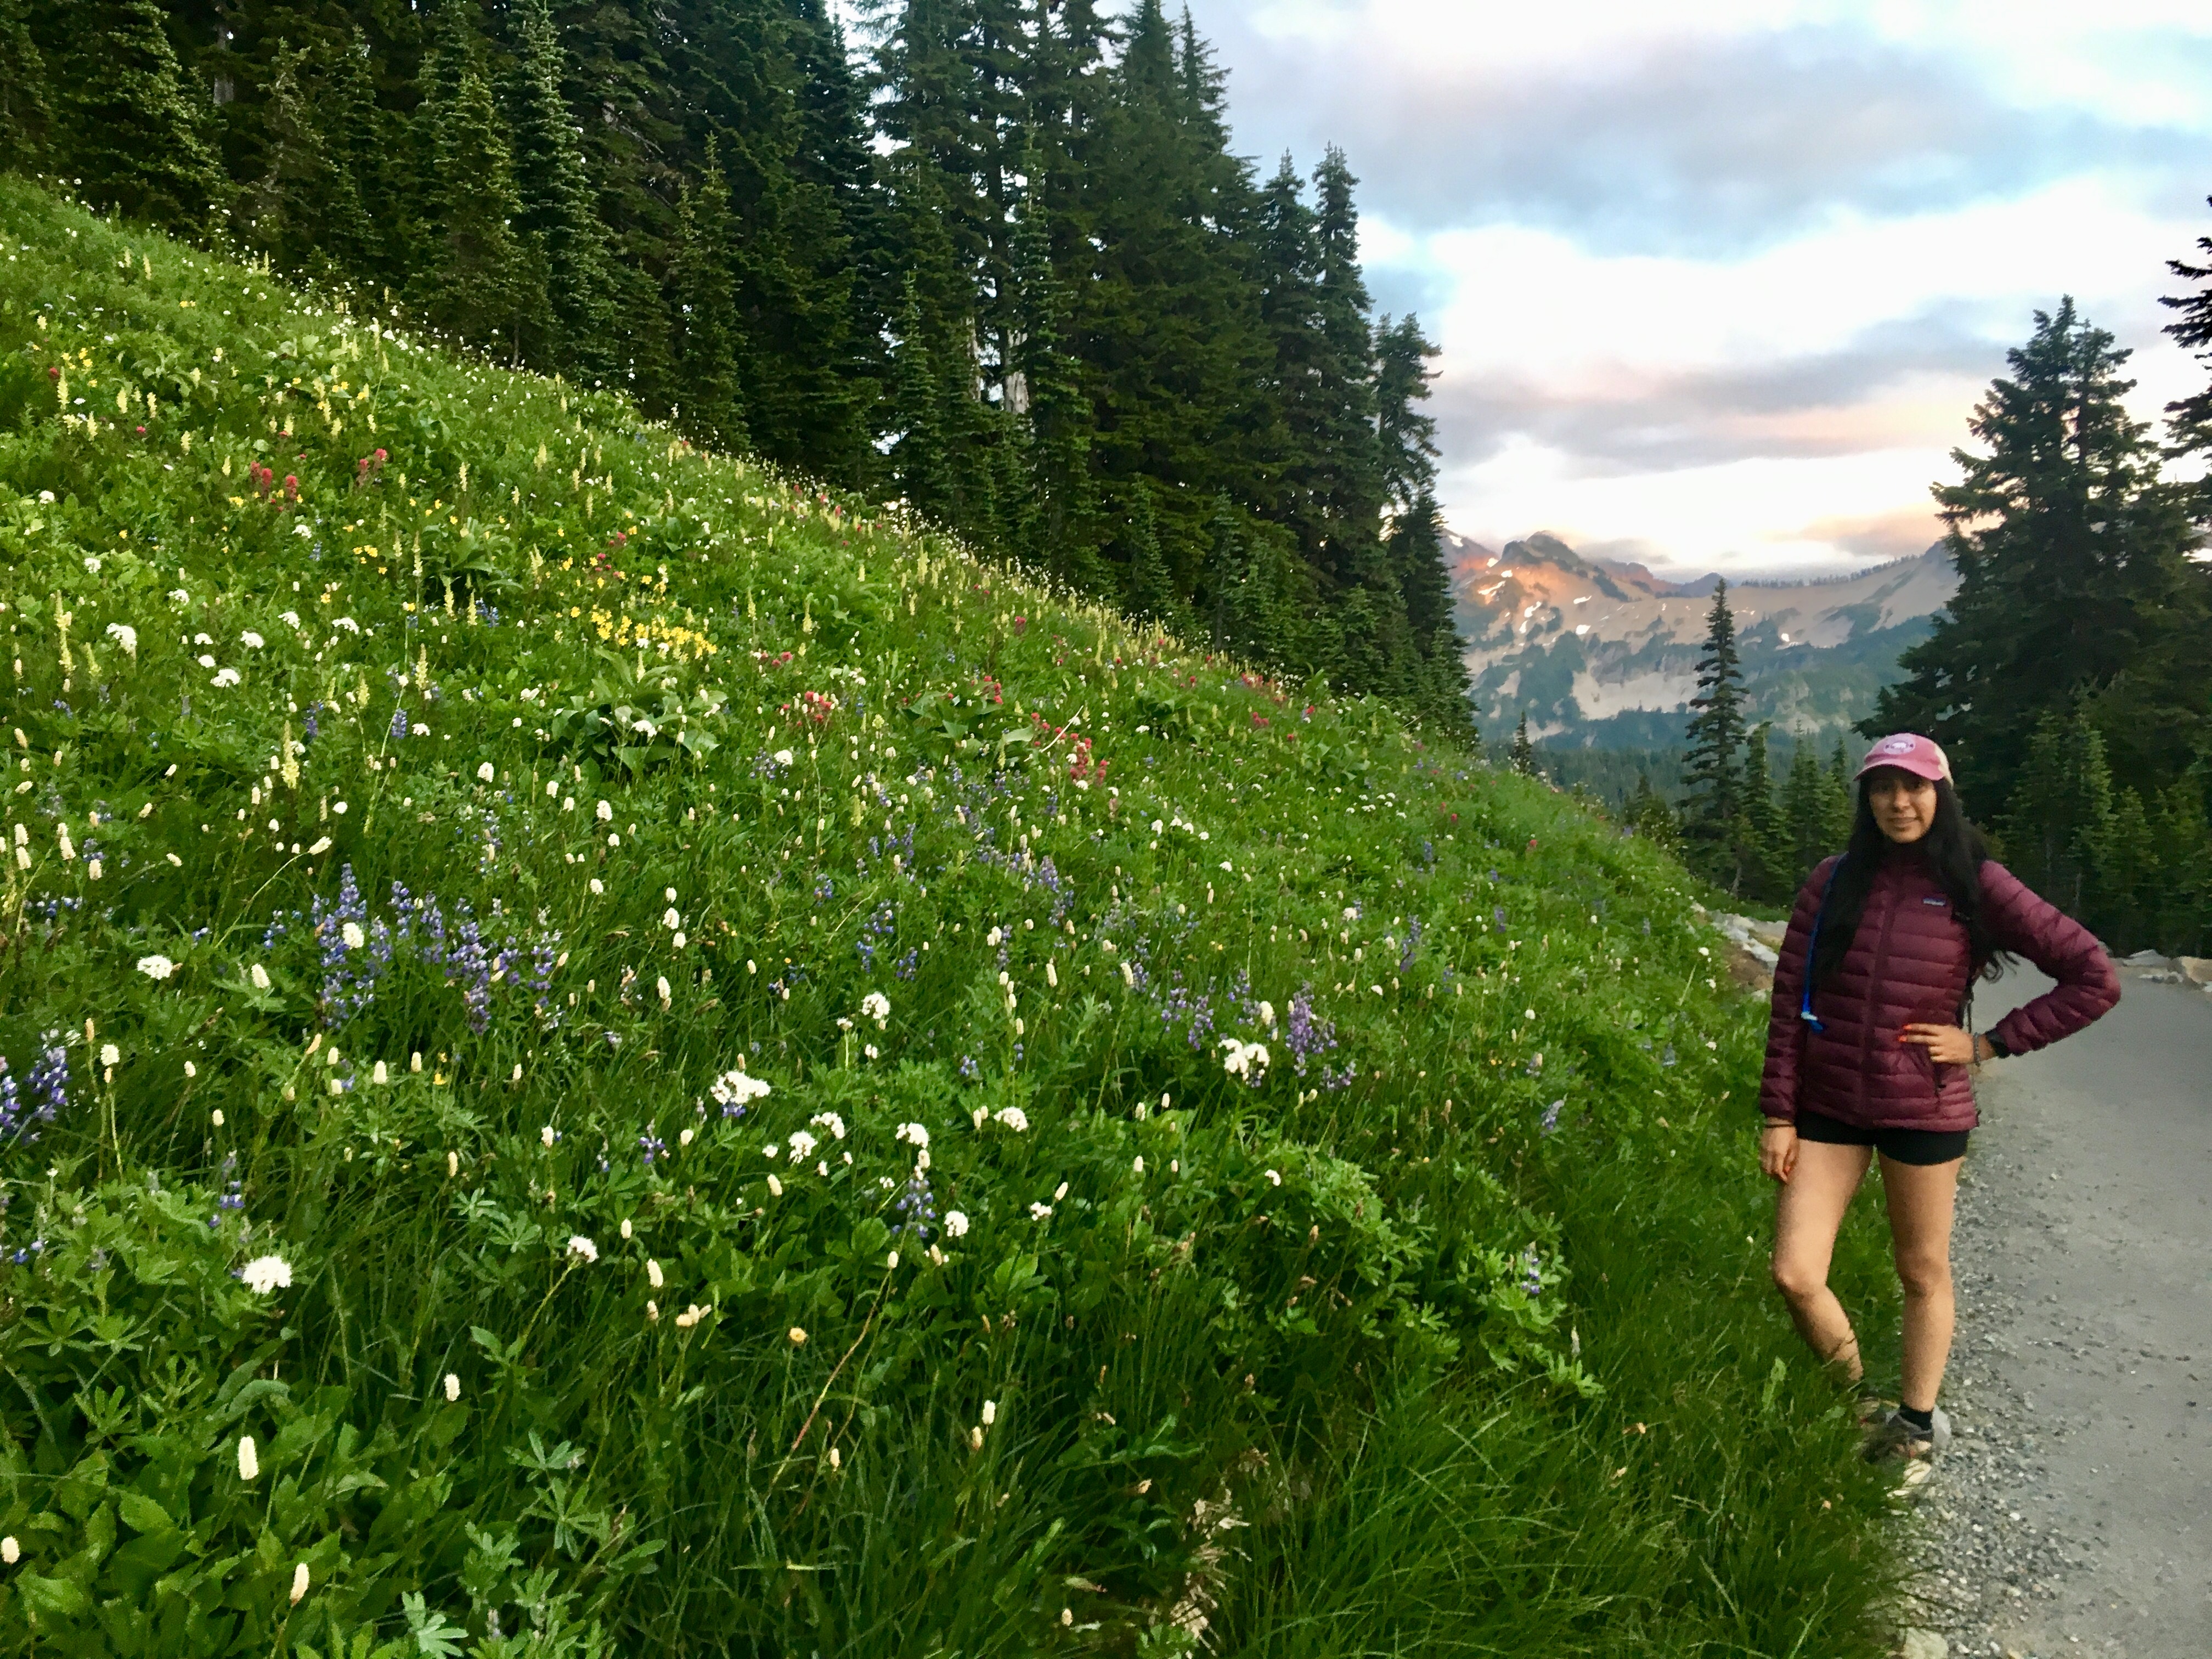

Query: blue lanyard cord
left=1799, top=855, right=1846, bottom=1032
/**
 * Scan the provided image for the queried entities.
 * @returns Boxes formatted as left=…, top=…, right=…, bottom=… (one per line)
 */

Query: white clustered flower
left=341, top=921, right=366, bottom=950
left=2, top=1536, right=18, bottom=1565
left=541, top=1125, right=558, bottom=1148
left=196, top=653, right=216, bottom=669
left=105, top=623, right=137, bottom=657
left=211, top=668, right=241, bottom=688
left=241, top=1255, right=292, bottom=1294
left=712, top=1068, right=771, bottom=1109
left=787, top=1130, right=819, bottom=1160
left=477, top=763, right=495, bottom=782
left=99, top=1043, right=120, bottom=1068
left=1265, top=1169, right=1282, bottom=1187
left=1258, top=1000, right=1276, bottom=1030
left=596, top=799, right=613, bottom=822
left=774, top=749, right=794, bottom=766
left=895, top=1122, right=929, bottom=1150
left=137, top=954, right=177, bottom=980
left=444, top=1372, right=461, bottom=1402
left=647, top=1259, right=664, bottom=1289
left=1029, top=1202, right=1053, bottom=1221
left=241, top=631, right=266, bottom=650
left=986, top=927, right=1003, bottom=947
left=809, top=1111, right=847, bottom=1141
left=860, top=990, right=890, bottom=1028
left=944, top=1210, right=969, bottom=1238
left=566, top=1234, right=599, bottom=1263
left=1220, top=1038, right=1271, bottom=1083
left=1344, top=906, right=1359, bottom=922
left=992, top=1106, right=1029, bottom=1133
left=663, top=907, right=681, bottom=930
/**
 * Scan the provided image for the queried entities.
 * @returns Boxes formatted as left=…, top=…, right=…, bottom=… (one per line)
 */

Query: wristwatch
left=1975, top=1032, right=2009, bottom=1063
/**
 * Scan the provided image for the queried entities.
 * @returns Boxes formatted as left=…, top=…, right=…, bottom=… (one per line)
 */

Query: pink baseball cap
left=1855, top=732, right=1952, bottom=783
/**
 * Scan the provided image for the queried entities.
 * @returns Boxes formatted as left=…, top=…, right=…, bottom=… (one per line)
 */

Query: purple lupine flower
left=0, top=1057, right=25, bottom=1146
left=27, top=1038, right=70, bottom=1131
left=1284, top=986, right=1336, bottom=1077
left=638, top=1132, right=667, bottom=1166
left=1400, top=917, right=1421, bottom=973
left=893, top=1167, right=938, bottom=1239
left=1541, top=1098, right=1563, bottom=1136
left=388, top=706, right=409, bottom=742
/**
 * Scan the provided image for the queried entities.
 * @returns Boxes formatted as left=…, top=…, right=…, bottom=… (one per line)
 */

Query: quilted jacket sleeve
left=1758, top=856, right=1837, bottom=1123
left=1980, top=860, right=2121, bottom=1054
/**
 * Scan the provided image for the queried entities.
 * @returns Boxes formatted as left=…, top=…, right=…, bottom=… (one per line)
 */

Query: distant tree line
left=0, top=0, right=1474, bottom=737
left=1654, top=251, right=2212, bottom=951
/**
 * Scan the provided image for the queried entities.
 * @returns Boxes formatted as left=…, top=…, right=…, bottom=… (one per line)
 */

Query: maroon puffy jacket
left=1758, top=848, right=2119, bottom=1132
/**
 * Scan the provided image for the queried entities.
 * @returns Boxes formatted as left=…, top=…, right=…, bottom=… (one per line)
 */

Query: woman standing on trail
left=1758, top=733, right=2119, bottom=1462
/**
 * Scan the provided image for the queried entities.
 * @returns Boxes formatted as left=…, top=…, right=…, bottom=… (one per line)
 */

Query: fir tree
left=2004, top=706, right=2112, bottom=926
left=672, top=144, right=748, bottom=453
left=1389, top=490, right=1476, bottom=741
left=1741, top=721, right=1782, bottom=900
left=1628, top=772, right=1681, bottom=856
left=1508, top=710, right=1537, bottom=777
left=1870, top=300, right=2208, bottom=808
left=419, top=63, right=546, bottom=362
left=247, top=42, right=332, bottom=277
left=1375, top=313, right=1440, bottom=510
left=509, top=0, right=612, bottom=380
left=2160, top=194, right=2212, bottom=488
left=38, top=0, right=225, bottom=234
left=1122, top=478, right=1181, bottom=628
left=1683, top=579, right=1748, bottom=889
left=0, top=0, right=52, bottom=172
left=1782, top=729, right=1829, bottom=883
left=319, top=31, right=387, bottom=283
left=1824, top=735, right=1855, bottom=849
left=1011, top=132, right=1102, bottom=589
left=890, top=269, right=951, bottom=521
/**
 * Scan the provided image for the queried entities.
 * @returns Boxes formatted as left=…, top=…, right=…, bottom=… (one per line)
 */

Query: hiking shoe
left=1862, top=1406, right=1949, bottom=1462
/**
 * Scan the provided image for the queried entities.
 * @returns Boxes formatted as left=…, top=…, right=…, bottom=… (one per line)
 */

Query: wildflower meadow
left=0, top=182, right=1908, bottom=1656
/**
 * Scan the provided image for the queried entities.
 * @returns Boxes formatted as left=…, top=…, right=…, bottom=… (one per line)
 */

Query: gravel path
left=1898, top=968, right=2211, bottom=1657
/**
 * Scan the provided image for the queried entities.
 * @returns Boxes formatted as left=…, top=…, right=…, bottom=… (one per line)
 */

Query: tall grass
left=0, top=180, right=1901, bottom=1657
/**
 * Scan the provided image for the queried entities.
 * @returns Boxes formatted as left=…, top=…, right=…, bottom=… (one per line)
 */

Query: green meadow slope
left=0, top=183, right=1905, bottom=1657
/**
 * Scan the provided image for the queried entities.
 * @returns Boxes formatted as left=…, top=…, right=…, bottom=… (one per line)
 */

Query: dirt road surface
left=1906, top=966, right=2211, bottom=1655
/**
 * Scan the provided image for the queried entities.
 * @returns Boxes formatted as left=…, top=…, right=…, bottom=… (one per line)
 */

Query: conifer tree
left=247, top=42, right=332, bottom=277
left=1011, top=133, right=1102, bottom=589
left=2004, top=707, right=2112, bottom=925
left=890, top=270, right=951, bottom=521
left=1782, top=729, right=1829, bottom=882
left=38, top=0, right=225, bottom=233
left=1683, top=579, right=1748, bottom=888
left=0, top=0, right=52, bottom=171
left=1628, top=772, right=1680, bottom=855
left=510, top=0, right=613, bottom=380
left=1389, top=491, right=1476, bottom=740
left=419, top=63, right=546, bottom=362
left=1824, top=735, right=1855, bottom=848
left=319, top=31, right=387, bottom=284
left=1123, top=479, right=1181, bottom=628
left=1508, top=710, right=1538, bottom=777
left=672, top=146, right=748, bottom=453
left=2160, top=194, right=2212, bottom=495
left=1741, top=721, right=1782, bottom=900
left=1870, top=300, right=2207, bottom=808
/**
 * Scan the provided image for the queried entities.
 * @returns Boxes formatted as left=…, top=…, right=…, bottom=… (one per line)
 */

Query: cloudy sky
left=1185, top=0, right=2212, bottom=579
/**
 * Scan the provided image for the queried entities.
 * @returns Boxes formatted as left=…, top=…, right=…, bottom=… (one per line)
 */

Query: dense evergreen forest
left=0, top=0, right=1475, bottom=736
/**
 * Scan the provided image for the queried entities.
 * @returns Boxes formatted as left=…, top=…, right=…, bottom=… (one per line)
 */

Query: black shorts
left=1795, top=1109, right=1969, bottom=1166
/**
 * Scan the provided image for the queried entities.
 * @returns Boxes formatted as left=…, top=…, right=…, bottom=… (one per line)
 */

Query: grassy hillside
left=0, top=182, right=1906, bottom=1657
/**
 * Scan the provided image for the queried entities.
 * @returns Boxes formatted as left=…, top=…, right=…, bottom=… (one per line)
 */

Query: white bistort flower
left=137, top=954, right=177, bottom=980
left=895, top=1122, right=929, bottom=1150
left=1220, top=1037, right=1271, bottom=1083
left=566, top=1234, right=599, bottom=1263
left=477, top=763, right=495, bottom=782
left=241, top=1255, right=292, bottom=1294
left=250, top=963, right=271, bottom=991
left=596, top=799, right=614, bottom=822
left=943, top=1211, right=970, bottom=1238
left=341, top=922, right=366, bottom=950
left=711, top=1068, right=772, bottom=1110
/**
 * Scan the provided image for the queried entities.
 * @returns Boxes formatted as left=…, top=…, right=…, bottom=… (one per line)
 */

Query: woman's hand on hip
left=1760, top=1121, right=1798, bottom=1182
left=1899, top=1023, right=1974, bottom=1064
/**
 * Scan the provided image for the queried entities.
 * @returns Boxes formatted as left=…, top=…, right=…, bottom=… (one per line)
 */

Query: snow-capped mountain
left=1451, top=530, right=1957, bottom=748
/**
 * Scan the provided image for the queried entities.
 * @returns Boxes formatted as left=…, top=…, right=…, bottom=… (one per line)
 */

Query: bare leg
left=1771, top=1140, right=1875, bottom=1381
left=1881, top=1154, right=1963, bottom=1414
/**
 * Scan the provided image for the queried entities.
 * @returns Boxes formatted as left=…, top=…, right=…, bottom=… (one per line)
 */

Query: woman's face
left=1867, top=769, right=1939, bottom=844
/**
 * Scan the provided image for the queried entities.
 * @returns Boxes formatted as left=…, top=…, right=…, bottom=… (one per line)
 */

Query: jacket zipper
left=1859, top=871, right=1898, bottom=1117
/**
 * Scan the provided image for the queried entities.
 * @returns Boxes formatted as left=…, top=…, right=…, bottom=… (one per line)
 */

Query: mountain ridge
left=1446, top=529, right=1957, bottom=748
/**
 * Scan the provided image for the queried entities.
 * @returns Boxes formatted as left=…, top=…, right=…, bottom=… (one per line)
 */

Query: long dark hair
left=1812, top=772, right=2007, bottom=995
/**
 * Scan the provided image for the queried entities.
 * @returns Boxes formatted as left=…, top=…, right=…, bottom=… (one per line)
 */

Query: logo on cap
left=1878, top=737, right=1916, bottom=755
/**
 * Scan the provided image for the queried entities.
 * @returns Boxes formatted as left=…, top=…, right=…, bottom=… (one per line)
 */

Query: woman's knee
left=1770, top=1251, right=1827, bottom=1304
left=1893, top=1249, right=1952, bottom=1300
